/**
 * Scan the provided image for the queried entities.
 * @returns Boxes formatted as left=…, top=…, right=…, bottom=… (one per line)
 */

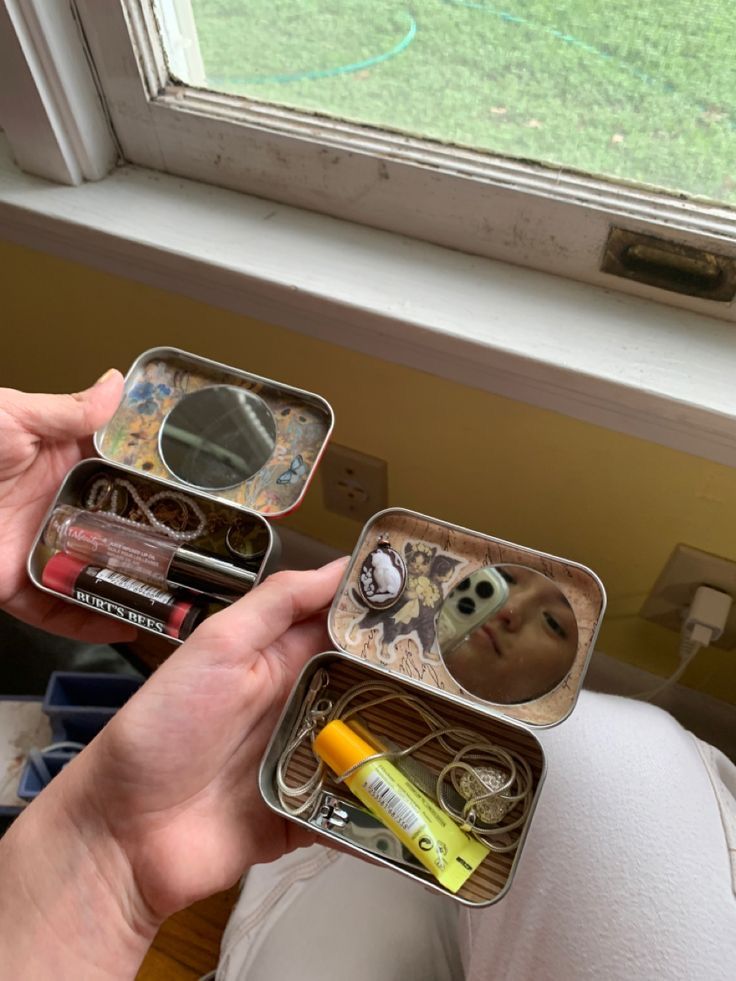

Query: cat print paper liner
left=96, top=351, right=332, bottom=516
left=330, top=510, right=606, bottom=728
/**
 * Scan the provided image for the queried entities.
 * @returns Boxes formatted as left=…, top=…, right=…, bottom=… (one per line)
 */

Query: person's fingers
left=8, top=587, right=138, bottom=644
left=189, top=557, right=350, bottom=662
left=1, top=369, right=124, bottom=442
left=272, top=611, right=333, bottom=662
left=260, top=612, right=334, bottom=687
left=43, top=608, right=138, bottom=645
left=274, top=610, right=335, bottom=669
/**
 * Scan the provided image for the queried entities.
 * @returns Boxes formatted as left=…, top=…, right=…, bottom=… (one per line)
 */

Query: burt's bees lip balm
left=314, top=719, right=489, bottom=893
left=42, top=553, right=203, bottom=640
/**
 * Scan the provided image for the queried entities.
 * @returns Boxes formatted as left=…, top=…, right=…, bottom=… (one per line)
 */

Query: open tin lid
left=327, top=509, right=606, bottom=728
left=93, top=348, right=334, bottom=519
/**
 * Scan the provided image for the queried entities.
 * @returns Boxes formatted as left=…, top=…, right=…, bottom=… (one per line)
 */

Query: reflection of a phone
left=437, top=567, right=510, bottom=655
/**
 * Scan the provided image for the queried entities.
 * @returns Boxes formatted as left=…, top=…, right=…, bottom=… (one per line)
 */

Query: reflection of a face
left=442, top=566, right=578, bottom=704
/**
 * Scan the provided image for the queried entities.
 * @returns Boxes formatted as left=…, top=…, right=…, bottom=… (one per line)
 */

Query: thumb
left=8, top=369, right=125, bottom=442
left=187, top=556, right=350, bottom=662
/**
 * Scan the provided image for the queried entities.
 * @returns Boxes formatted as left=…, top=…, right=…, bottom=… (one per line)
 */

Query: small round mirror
left=437, top=565, right=578, bottom=705
left=159, top=385, right=277, bottom=490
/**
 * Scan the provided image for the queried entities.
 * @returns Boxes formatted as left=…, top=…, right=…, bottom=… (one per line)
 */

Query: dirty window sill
left=1, top=136, right=735, bottom=466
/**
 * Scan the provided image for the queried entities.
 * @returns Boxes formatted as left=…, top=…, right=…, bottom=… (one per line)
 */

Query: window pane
left=165, top=0, right=736, bottom=206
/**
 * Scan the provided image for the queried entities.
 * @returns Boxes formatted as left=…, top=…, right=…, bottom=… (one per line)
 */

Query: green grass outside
left=188, top=0, right=736, bottom=205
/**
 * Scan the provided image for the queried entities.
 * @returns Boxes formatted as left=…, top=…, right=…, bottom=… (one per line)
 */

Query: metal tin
left=259, top=652, right=548, bottom=908
left=329, top=508, right=607, bottom=729
left=27, top=460, right=275, bottom=643
left=28, top=347, right=333, bottom=641
left=93, top=347, right=334, bottom=519
left=259, top=507, right=606, bottom=905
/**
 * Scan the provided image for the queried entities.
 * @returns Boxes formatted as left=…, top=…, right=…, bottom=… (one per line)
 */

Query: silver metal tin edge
left=93, top=346, right=335, bottom=520
left=26, top=458, right=274, bottom=644
left=326, top=506, right=607, bottom=730
left=258, top=651, right=548, bottom=908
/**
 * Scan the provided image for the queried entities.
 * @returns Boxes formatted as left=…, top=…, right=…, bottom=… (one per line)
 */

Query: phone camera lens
left=475, top=580, right=494, bottom=599
left=457, top=596, right=476, bottom=615
left=457, top=579, right=471, bottom=591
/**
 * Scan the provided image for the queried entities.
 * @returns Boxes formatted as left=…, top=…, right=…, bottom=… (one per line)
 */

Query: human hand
left=90, top=558, right=348, bottom=914
left=0, top=370, right=136, bottom=642
left=0, top=558, right=348, bottom=977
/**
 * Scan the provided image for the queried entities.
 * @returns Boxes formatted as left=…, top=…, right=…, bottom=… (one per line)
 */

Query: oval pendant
left=358, top=536, right=407, bottom=610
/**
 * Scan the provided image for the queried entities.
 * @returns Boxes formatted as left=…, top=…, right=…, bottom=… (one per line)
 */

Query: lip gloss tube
left=43, top=505, right=256, bottom=602
left=42, top=553, right=203, bottom=639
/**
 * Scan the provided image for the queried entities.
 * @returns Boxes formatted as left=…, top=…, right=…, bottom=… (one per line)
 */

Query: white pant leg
left=217, top=844, right=462, bottom=981
left=218, top=691, right=735, bottom=981
left=460, top=692, right=736, bottom=981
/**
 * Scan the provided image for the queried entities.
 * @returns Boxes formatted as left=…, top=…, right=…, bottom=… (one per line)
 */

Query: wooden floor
left=136, top=887, right=240, bottom=980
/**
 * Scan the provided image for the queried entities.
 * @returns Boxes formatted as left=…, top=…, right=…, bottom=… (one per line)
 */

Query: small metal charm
left=225, top=518, right=269, bottom=562
left=457, top=766, right=514, bottom=825
left=358, top=536, right=407, bottom=610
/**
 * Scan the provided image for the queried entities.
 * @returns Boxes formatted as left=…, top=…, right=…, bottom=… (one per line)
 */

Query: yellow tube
left=313, top=719, right=489, bottom=893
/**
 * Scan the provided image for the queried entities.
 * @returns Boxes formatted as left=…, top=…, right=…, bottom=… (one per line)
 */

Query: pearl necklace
left=84, top=476, right=207, bottom=543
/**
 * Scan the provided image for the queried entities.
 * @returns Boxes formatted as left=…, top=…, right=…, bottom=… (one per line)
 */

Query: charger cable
left=634, top=584, right=732, bottom=701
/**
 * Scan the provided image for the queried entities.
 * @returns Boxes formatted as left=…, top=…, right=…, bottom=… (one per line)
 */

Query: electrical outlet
left=640, top=544, right=736, bottom=650
left=321, top=444, right=387, bottom=522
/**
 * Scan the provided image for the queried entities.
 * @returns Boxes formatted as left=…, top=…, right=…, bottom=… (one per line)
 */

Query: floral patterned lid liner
left=330, top=510, right=606, bottom=728
left=96, top=349, right=333, bottom=517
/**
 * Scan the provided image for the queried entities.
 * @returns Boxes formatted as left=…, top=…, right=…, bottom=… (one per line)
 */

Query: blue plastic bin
left=43, top=672, right=143, bottom=741
left=17, top=749, right=77, bottom=801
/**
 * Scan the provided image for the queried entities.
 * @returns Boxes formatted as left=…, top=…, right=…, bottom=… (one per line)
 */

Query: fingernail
left=93, top=368, right=118, bottom=387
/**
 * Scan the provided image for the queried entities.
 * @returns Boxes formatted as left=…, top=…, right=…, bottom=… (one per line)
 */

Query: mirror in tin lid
left=437, top=565, right=579, bottom=705
left=159, top=385, right=278, bottom=490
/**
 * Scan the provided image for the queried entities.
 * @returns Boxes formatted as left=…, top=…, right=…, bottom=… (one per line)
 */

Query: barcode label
left=363, top=772, right=423, bottom=836
left=94, top=568, right=172, bottom=604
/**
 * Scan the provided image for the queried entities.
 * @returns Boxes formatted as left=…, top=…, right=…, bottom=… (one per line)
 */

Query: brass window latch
left=601, top=227, right=736, bottom=301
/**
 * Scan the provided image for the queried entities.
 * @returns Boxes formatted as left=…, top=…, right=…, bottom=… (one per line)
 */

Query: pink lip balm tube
left=42, top=553, right=203, bottom=639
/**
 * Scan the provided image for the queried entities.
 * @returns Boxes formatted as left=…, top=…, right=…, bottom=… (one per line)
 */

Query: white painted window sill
left=1, top=135, right=735, bottom=466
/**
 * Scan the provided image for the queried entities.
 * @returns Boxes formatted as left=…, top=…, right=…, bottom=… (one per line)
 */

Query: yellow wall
left=4, top=240, right=736, bottom=702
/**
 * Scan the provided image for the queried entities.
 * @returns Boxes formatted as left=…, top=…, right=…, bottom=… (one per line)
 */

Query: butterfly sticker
left=276, top=454, right=308, bottom=485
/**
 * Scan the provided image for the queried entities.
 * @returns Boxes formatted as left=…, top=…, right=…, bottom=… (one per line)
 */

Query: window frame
left=67, top=0, right=736, bottom=323
left=0, top=0, right=117, bottom=185
left=4, top=1, right=736, bottom=470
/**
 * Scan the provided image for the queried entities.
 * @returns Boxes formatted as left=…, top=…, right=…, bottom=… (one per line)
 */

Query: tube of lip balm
left=313, top=719, right=489, bottom=893
left=43, top=505, right=256, bottom=601
left=42, top=553, right=203, bottom=639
